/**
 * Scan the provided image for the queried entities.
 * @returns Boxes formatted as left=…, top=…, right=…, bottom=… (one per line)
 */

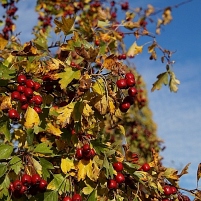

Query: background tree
left=0, top=0, right=197, bottom=201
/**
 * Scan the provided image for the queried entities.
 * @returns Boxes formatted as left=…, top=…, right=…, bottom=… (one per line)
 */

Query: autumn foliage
left=0, top=0, right=199, bottom=201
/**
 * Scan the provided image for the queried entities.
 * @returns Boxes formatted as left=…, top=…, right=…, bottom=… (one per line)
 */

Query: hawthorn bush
left=0, top=0, right=199, bottom=201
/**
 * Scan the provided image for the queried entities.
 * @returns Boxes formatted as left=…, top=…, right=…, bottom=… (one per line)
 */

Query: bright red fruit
left=31, top=174, right=41, bottom=185
left=21, top=174, right=32, bottom=186
left=128, top=87, right=137, bottom=97
left=17, top=74, right=27, bottom=84
left=25, top=79, right=35, bottom=88
left=34, top=82, right=41, bottom=91
left=113, top=162, right=123, bottom=172
left=115, top=172, right=125, bottom=184
left=116, top=79, right=127, bottom=89
left=170, top=186, right=177, bottom=194
left=82, top=144, right=90, bottom=153
left=76, top=148, right=83, bottom=160
left=11, top=91, right=21, bottom=100
left=34, top=106, right=42, bottom=114
left=8, top=109, right=20, bottom=120
left=33, top=95, right=43, bottom=105
left=119, top=101, right=130, bottom=112
left=17, top=85, right=25, bottom=93
left=163, top=185, right=172, bottom=195
left=24, top=87, right=33, bottom=98
left=72, top=193, right=82, bottom=201
left=63, top=196, right=72, bottom=201
left=9, top=183, right=15, bottom=192
left=141, top=163, right=150, bottom=172
left=21, top=104, right=28, bottom=110
left=39, top=179, right=48, bottom=192
left=125, top=72, right=135, bottom=80
left=20, top=185, right=28, bottom=194
left=107, top=179, right=118, bottom=189
left=20, top=94, right=27, bottom=103
left=13, top=180, right=22, bottom=191
left=126, top=78, right=135, bottom=87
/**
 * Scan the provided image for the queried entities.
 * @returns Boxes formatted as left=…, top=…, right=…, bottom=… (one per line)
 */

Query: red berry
left=11, top=91, right=21, bottom=100
left=111, top=12, right=117, bottom=18
left=141, top=163, right=150, bottom=172
left=20, top=185, right=28, bottom=194
left=121, top=2, right=129, bottom=10
left=20, top=94, right=28, bottom=103
left=17, top=74, right=27, bottom=84
left=24, top=87, right=33, bottom=98
left=126, top=78, right=135, bottom=87
left=39, top=179, right=48, bottom=192
left=72, top=194, right=82, bottom=201
left=25, top=79, right=35, bottom=88
left=34, top=82, right=41, bottom=91
left=170, top=186, right=177, bottom=194
left=113, top=162, right=123, bottom=172
left=115, top=172, right=125, bottom=184
left=31, top=174, right=41, bottom=185
left=116, top=79, right=127, bottom=89
left=13, top=180, right=22, bottom=191
left=119, top=101, right=130, bottom=112
left=121, top=54, right=127, bottom=60
left=95, top=39, right=100, bottom=46
left=8, top=109, right=20, bottom=120
left=118, top=55, right=122, bottom=60
left=34, top=106, right=42, bottom=114
left=21, top=104, right=28, bottom=110
left=21, top=174, right=32, bottom=187
left=82, top=144, right=90, bottom=152
left=107, top=179, right=118, bottom=189
left=125, top=72, right=135, bottom=80
left=123, top=96, right=134, bottom=105
left=33, top=95, right=43, bottom=105
left=63, top=197, right=72, bottom=201
left=90, top=148, right=96, bottom=158
left=163, top=185, right=172, bottom=195
left=162, top=199, right=170, bottom=201
left=76, top=148, right=83, bottom=160
left=9, top=182, right=15, bottom=192
left=128, top=87, right=137, bottom=97
left=17, top=85, right=25, bottom=93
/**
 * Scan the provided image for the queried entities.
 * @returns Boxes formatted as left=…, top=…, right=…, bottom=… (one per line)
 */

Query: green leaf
left=9, top=156, right=23, bottom=175
left=90, top=139, right=109, bottom=155
left=44, top=191, right=58, bottom=201
left=39, top=158, right=54, bottom=180
left=26, top=128, right=34, bottom=145
left=0, top=122, right=10, bottom=142
left=0, top=144, right=13, bottom=160
left=34, top=142, right=53, bottom=154
left=0, top=164, right=7, bottom=178
left=58, top=67, right=81, bottom=89
left=54, top=16, right=75, bottom=35
left=87, top=189, right=97, bottom=201
left=83, top=184, right=94, bottom=195
left=72, top=101, right=84, bottom=122
left=0, top=63, right=16, bottom=80
left=151, top=72, right=169, bottom=92
left=0, top=175, right=10, bottom=199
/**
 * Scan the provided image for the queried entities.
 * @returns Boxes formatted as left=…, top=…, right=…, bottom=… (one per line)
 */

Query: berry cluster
left=118, top=54, right=127, bottom=60
left=107, top=162, right=125, bottom=190
left=63, top=193, right=82, bottom=201
left=75, top=144, right=96, bottom=160
left=9, top=174, right=47, bottom=199
left=1, top=1, right=18, bottom=39
left=116, top=72, right=138, bottom=113
left=9, top=74, right=42, bottom=118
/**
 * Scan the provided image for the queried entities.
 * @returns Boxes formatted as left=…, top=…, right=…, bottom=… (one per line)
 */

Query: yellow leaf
left=77, top=159, right=93, bottom=181
left=83, top=102, right=94, bottom=118
left=0, top=96, right=12, bottom=111
left=179, top=163, right=191, bottom=177
left=46, top=122, right=62, bottom=136
left=127, top=41, right=143, bottom=57
left=61, top=158, right=75, bottom=174
left=32, top=157, right=42, bottom=175
left=24, top=107, right=40, bottom=129
left=92, top=78, right=105, bottom=96
left=94, top=95, right=108, bottom=115
left=0, top=35, right=8, bottom=50
left=197, top=163, right=201, bottom=184
left=151, top=72, right=168, bottom=92
left=164, top=168, right=179, bottom=181
left=162, top=8, right=173, bottom=25
left=57, top=102, right=76, bottom=128
left=169, top=71, right=180, bottom=92
left=117, top=125, right=125, bottom=136
left=83, top=183, right=94, bottom=195
left=123, top=21, right=140, bottom=30
left=108, top=98, right=115, bottom=114
left=14, top=129, right=26, bottom=147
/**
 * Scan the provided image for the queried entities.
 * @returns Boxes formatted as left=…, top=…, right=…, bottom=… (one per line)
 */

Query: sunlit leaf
left=179, top=163, right=191, bottom=177
left=0, top=35, right=8, bottom=50
left=92, top=78, right=105, bottom=96
left=0, top=144, right=13, bottom=160
left=61, top=158, right=75, bottom=174
left=0, top=122, right=10, bottom=142
left=24, top=107, right=40, bottom=129
left=169, top=71, right=180, bottom=92
left=94, top=95, right=108, bottom=115
left=197, top=163, right=201, bottom=187
left=34, top=142, right=53, bottom=154
left=151, top=72, right=168, bottom=92
left=9, top=156, right=23, bottom=175
left=164, top=167, right=179, bottom=181
left=46, top=122, right=62, bottom=137
left=83, top=184, right=94, bottom=195
left=127, top=41, right=143, bottom=57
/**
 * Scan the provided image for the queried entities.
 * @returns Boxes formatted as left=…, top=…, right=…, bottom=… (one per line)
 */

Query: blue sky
left=1, top=0, right=201, bottom=195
